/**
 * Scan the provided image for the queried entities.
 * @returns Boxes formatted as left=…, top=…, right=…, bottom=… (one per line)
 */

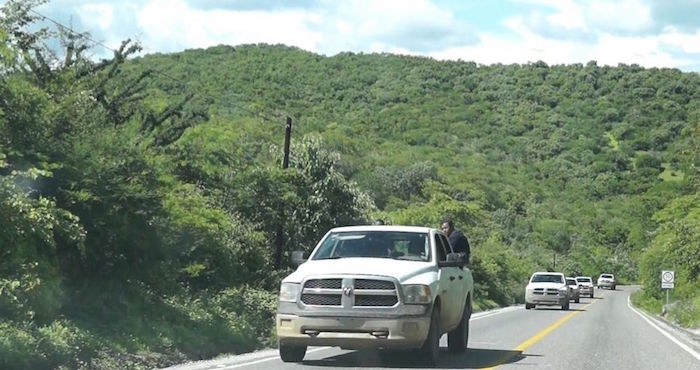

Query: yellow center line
left=483, top=299, right=598, bottom=369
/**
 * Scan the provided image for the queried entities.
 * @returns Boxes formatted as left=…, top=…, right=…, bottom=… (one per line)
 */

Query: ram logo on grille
left=343, top=286, right=353, bottom=296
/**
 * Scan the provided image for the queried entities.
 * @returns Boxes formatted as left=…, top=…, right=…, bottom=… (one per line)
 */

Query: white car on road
left=525, top=272, right=569, bottom=310
left=566, top=277, right=580, bottom=303
left=575, top=276, right=594, bottom=298
left=597, top=273, right=616, bottom=290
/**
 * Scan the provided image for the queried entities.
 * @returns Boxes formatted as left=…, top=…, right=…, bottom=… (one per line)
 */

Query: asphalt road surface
left=166, top=286, right=700, bottom=370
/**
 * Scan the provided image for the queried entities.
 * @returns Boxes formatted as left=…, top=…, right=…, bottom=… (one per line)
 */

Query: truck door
left=434, top=233, right=461, bottom=329
left=440, top=232, right=468, bottom=320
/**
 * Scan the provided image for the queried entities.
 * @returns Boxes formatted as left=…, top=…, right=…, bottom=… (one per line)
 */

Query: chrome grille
left=300, top=277, right=398, bottom=307
left=355, top=295, right=398, bottom=307
left=301, top=294, right=341, bottom=306
left=304, top=279, right=342, bottom=289
left=355, top=279, right=395, bottom=290
left=533, top=287, right=559, bottom=296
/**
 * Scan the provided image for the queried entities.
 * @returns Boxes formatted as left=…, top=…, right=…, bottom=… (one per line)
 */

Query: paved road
left=166, top=286, right=700, bottom=370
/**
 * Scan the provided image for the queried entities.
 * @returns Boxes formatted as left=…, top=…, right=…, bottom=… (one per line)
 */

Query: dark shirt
left=448, top=229, right=470, bottom=263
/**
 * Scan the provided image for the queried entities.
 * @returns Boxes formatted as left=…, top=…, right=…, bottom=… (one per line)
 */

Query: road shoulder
left=627, top=295, right=700, bottom=361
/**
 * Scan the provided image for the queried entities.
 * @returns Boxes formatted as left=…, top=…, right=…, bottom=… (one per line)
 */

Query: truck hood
left=527, top=282, right=566, bottom=290
left=284, top=258, right=435, bottom=283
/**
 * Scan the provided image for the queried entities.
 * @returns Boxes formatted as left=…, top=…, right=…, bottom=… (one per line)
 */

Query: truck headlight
left=558, top=287, right=568, bottom=296
left=402, top=285, right=432, bottom=304
left=279, top=283, right=300, bottom=302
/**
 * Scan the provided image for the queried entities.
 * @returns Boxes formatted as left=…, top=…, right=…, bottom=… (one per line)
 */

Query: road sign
left=661, top=270, right=674, bottom=289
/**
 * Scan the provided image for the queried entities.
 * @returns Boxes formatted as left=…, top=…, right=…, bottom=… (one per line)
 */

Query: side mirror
left=291, top=251, right=307, bottom=267
left=452, top=252, right=467, bottom=267
left=438, top=253, right=464, bottom=268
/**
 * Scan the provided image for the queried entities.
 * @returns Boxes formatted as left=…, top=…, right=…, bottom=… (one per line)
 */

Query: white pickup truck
left=525, top=272, right=570, bottom=310
left=276, top=225, right=474, bottom=365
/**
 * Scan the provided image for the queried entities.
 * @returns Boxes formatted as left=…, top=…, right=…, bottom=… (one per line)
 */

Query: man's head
left=440, top=217, right=454, bottom=236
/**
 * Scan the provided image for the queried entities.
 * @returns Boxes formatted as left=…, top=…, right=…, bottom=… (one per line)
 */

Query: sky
left=10, top=0, right=700, bottom=71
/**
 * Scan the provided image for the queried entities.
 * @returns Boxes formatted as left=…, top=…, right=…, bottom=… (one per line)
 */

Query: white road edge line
left=472, top=305, right=521, bottom=320
left=627, top=295, right=700, bottom=362
left=219, top=347, right=329, bottom=369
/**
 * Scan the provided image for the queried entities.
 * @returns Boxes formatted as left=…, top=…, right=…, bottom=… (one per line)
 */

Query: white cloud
left=658, top=27, right=700, bottom=54
left=545, top=0, right=586, bottom=31
left=592, top=33, right=687, bottom=68
left=429, top=27, right=697, bottom=70
left=457, top=0, right=694, bottom=69
left=131, top=0, right=466, bottom=55
left=515, top=0, right=653, bottom=33
left=137, top=0, right=322, bottom=52
left=429, top=32, right=581, bottom=66
left=77, top=3, right=114, bottom=31
left=588, top=0, right=652, bottom=32
left=316, top=0, right=471, bottom=54
left=35, top=0, right=700, bottom=71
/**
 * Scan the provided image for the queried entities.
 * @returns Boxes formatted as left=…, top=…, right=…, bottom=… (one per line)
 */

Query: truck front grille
left=355, top=295, right=398, bottom=306
left=352, top=279, right=397, bottom=307
left=300, top=277, right=398, bottom=307
left=305, top=279, right=342, bottom=289
left=301, top=294, right=341, bottom=306
left=533, top=288, right=559, bottom=296
left=355, top=279, right=395, bottom=290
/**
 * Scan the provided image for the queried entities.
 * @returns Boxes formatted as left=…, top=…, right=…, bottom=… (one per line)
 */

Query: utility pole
left=283, top=116, right=292, bottom=169
left=274, top=116, right=292, bottom=269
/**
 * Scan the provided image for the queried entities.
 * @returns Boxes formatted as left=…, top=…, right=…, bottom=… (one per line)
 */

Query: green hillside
left=1, top=2, right=698, bottom=369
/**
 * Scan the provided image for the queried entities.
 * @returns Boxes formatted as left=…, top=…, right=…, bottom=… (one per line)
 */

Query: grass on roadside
left=631, top=289, right=700, bottom=329
left=0, top=284, right=278, bottom=370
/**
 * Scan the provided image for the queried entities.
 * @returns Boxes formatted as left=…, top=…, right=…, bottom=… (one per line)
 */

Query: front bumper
left=525, top=291, right=568, bottom=306
left=276, top=313, right=431, bottom=349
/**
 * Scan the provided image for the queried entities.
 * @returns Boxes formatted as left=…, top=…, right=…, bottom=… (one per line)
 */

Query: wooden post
left=275, top=117, right=292, bottom=269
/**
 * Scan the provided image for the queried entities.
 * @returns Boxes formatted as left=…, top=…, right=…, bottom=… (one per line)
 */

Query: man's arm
left=462, top=233, right=470, bottom=264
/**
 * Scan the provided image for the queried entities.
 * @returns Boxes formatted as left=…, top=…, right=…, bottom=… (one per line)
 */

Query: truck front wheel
left=448, top=299, right=471, bottom=353
left=279, top=344, right=306, bottom=362
left=420, top=307, right=440, bottom=365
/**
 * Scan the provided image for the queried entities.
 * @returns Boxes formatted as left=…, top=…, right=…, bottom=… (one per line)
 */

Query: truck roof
left=531, top=271, right=565, bottom=276
left=329, top=225, right=436, bottom=233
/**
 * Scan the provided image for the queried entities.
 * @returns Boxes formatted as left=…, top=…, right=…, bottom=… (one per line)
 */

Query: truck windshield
left=312, top=231, right=431, bottom=262
left=531, top=274, right=564, bottom=283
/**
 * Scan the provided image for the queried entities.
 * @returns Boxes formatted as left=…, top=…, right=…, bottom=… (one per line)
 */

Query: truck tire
left=279, top=344, right=306, bottom=362
left=378, top=349, right=399, bottom=364
left=525, top=303, right=534, bottom=310
left=590, top=291, right=594, bottom=298
left=448, top=299, right=471, bottom=353
left=575, top=296, right=580, bottom=303
left=420, top=307, right=440, bottom=365
left=562, top=301, right=570, bottom=310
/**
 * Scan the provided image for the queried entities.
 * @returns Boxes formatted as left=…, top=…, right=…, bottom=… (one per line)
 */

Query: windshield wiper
left=391, top=255, right=424, bottom=261
left=315, top=256, right=343, bottom=260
